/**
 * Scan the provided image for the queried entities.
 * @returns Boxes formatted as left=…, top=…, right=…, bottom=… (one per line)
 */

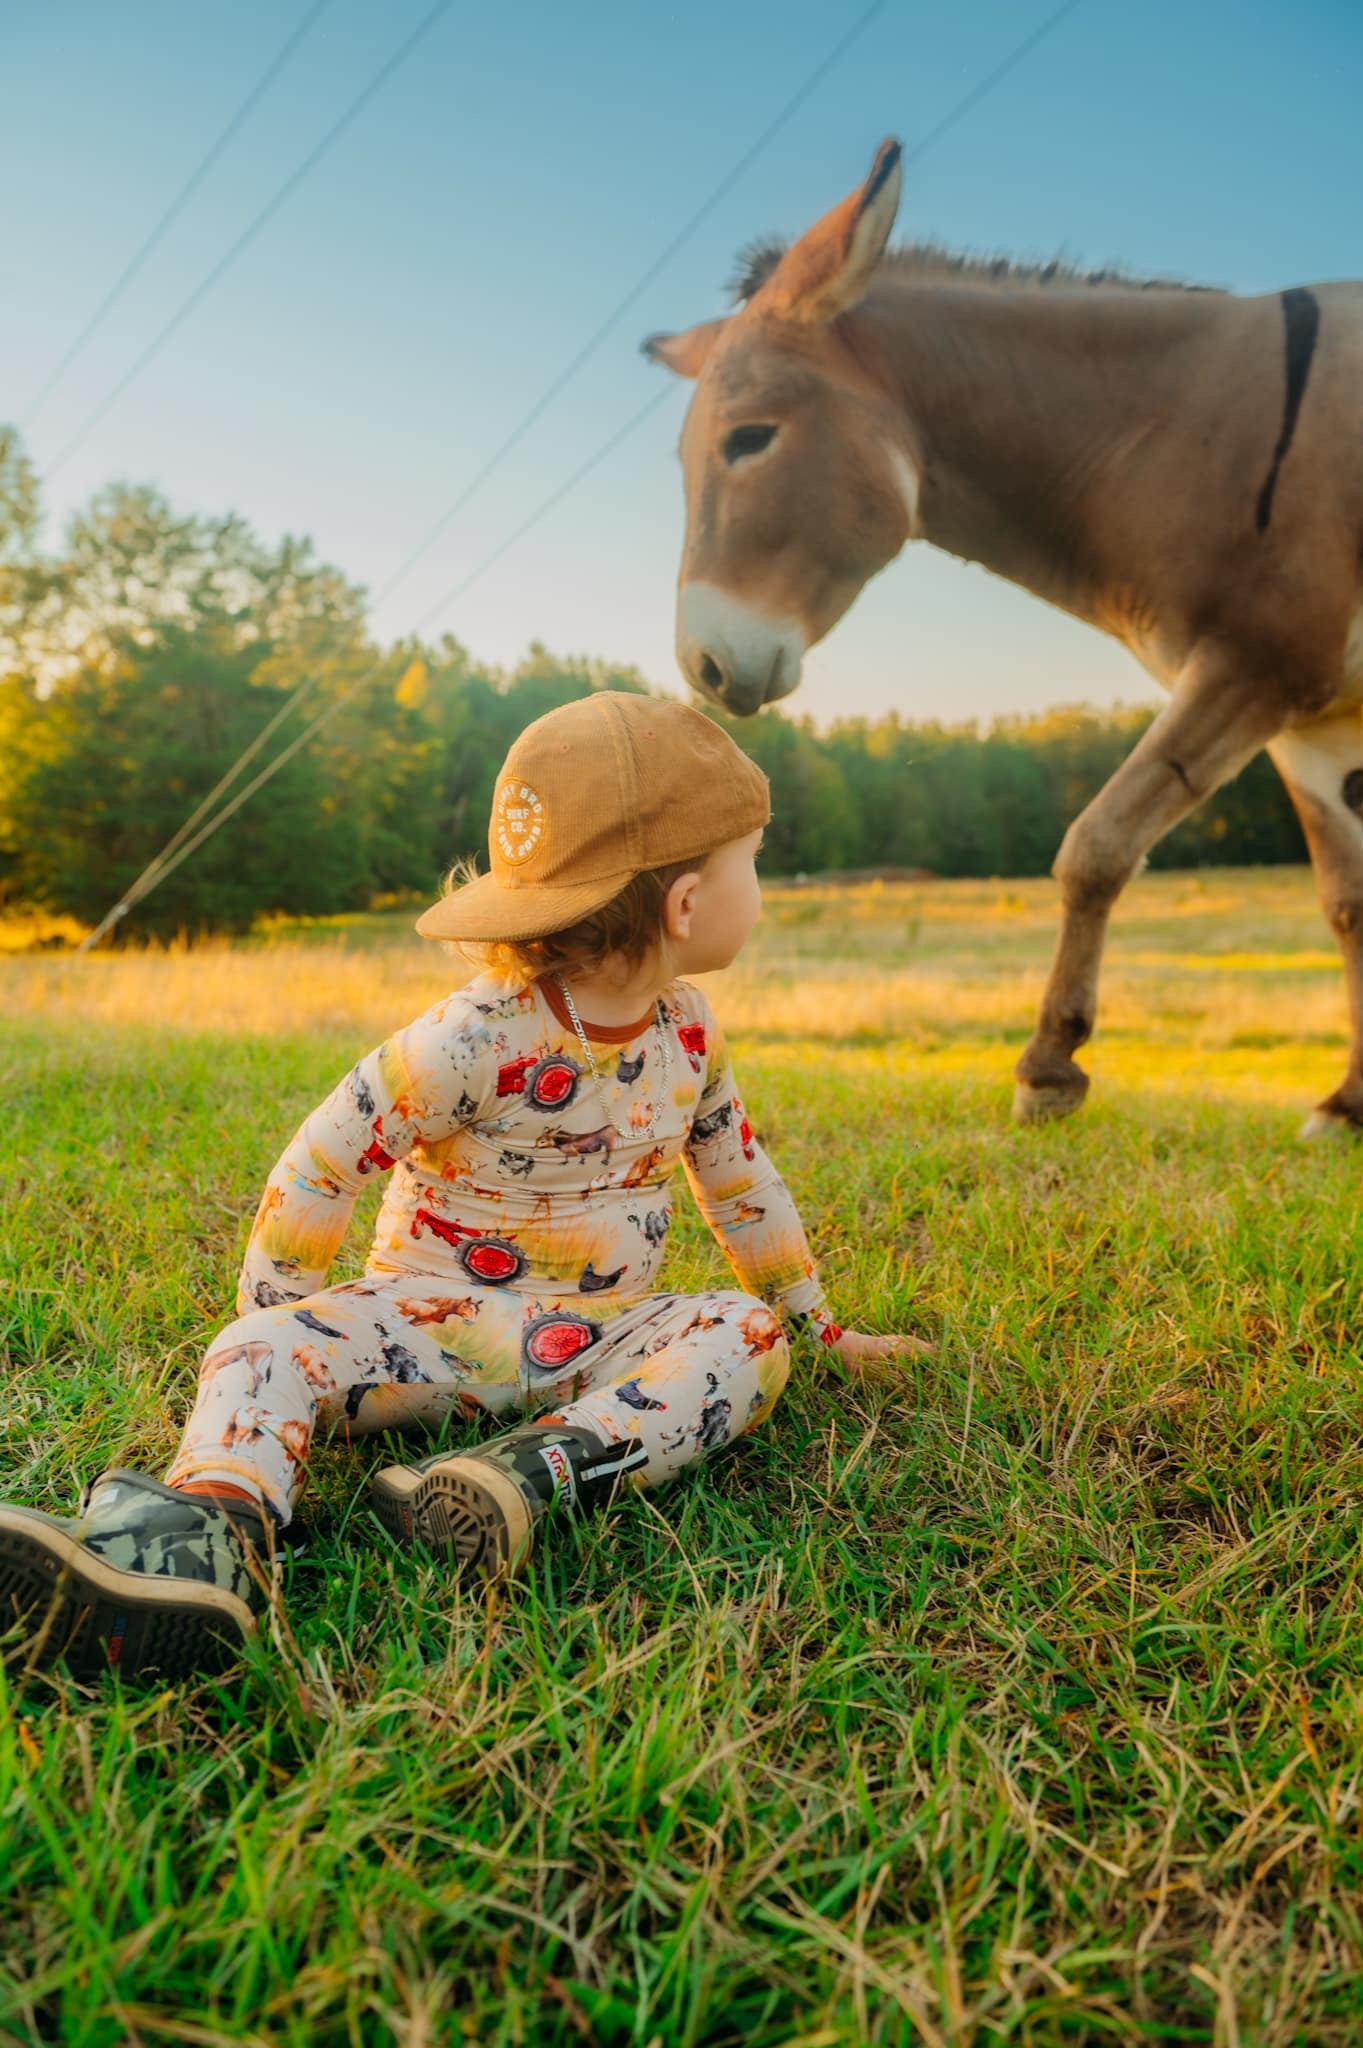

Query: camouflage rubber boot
left=0, top=1471, right=268, bottom=1682
left=370, top=1425, right=648, bottom=1581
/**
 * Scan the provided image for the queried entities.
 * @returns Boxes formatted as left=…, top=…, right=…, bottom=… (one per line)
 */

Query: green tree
left=708, top=707, right=857, bottom=873
left=0, top=428, right=57, bottom=688
left=0, top=425, right=1312, bottom=936
left=6, top=627, right=372, bottom=933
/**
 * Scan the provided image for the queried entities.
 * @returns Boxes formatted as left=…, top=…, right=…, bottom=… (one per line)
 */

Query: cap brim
left=415, top=867, right=641, bottom=943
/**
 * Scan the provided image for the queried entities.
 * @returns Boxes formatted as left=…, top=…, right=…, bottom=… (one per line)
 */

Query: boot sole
left=370, top=1460, right=531, bottom=1579
left=0, top=1507, right=257, bottom=1682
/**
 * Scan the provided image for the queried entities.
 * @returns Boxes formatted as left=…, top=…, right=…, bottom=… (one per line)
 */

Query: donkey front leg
left=1013, top=651, right=1289, bottom=1124
left=1268, top=713, right=1363, bottom=1136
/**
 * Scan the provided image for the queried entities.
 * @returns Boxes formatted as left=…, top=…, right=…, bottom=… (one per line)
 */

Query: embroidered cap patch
left=495, top=780, right=545, bottom=866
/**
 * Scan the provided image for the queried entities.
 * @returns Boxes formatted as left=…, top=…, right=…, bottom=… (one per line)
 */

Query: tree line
left=0, top=429, right=1305, bottom=937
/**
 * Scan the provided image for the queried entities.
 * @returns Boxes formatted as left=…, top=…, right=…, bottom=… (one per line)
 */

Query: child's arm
left=235, top=993, right=490, bottom=1315
left=680, top=996, right=930, bottom=1368
left=680, top=1001, right=845, bottom=1348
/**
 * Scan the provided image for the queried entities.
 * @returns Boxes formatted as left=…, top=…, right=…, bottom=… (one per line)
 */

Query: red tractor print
left=497, top=1051, right=539, bottom=1097
left=356, top=1122, right=397, bottom=1176
left=677, top=1022, right=707, bottom=1072
left=410, top=1207, right=478, bottom=1248
left=524, top=1054, right=582, bottom=1110
left=410, top=1208, right=527, bottom=1284
left=521, top=1311, right=601, bottom=1376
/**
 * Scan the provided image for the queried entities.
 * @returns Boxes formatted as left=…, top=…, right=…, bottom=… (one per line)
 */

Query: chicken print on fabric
left=168, top=974, right=835, bottom=1522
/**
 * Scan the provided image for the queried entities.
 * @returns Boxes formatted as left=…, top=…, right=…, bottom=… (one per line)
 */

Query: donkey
left=644, top=140, right=1363, bottom=1135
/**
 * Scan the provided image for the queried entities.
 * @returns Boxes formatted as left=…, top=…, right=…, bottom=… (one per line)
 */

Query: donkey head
left=645, top=139, right=914, bottom=714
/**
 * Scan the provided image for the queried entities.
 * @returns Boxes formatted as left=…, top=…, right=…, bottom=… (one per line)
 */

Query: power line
left=44, top=0, right=457, bottom=481
left=21, top=0, right=334, bottom=431
left=82, top=1, right=894, bottom=934
left=93, top=664, right=330, bottom=928
left=77, top=388, right=673, bottom=949
left=374, top=0, right=1090, bottom=621
left=401, top=0, right=1091, bottom=647
left=79, top=0, right=1088, bottom=945
left=367, top=0, right=892, bottom=615
left=899, top=0, right=1087, bottom=168
left=413, top=388, right=673, bottom=635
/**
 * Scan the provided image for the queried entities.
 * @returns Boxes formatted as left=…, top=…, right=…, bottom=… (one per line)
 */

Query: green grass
left=4, top=870, right=1363, bottom=2044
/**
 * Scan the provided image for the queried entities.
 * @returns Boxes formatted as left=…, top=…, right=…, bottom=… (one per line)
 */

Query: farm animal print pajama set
left=167, top=973, right=841, bottom=1526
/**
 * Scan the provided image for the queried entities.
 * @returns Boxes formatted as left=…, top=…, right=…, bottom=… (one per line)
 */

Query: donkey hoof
left=1299, top=1105, right=1362, bottom=1143
left=1012, top=1076, right=1089, bottom=1126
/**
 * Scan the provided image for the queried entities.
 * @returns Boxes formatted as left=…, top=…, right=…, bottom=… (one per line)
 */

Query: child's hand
left=830, top=1328, right=932, bottom=1370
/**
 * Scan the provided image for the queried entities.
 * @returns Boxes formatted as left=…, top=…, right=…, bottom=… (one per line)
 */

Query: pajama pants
left=165, top=1275, right=792, bottom=1525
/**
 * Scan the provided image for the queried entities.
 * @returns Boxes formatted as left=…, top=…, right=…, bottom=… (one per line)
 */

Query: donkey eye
left=723, top=423, right=778, bottom=465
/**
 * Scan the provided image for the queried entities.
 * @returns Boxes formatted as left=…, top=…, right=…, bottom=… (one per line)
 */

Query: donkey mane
left=728, top=237, right=790, bottom=302
left=728, top=235, right=1224, bottom=303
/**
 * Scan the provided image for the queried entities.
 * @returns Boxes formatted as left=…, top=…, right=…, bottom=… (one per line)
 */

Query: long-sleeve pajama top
left=238, top=973, right=837, bottom=1351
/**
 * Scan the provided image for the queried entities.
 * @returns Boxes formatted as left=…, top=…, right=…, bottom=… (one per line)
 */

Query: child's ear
left=663, top=871, right=703, bottom=940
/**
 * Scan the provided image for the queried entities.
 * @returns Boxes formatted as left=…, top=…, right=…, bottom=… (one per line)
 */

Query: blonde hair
left=447, top=854, right=706, bottom=984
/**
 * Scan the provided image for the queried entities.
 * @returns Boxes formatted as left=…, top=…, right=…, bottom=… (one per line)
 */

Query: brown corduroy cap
left=416, top=692, right=771, bottom=942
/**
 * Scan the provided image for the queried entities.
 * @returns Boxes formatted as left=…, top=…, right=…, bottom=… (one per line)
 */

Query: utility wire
left=402, top=0, right=1092, bottom=649
left=899, top=0, right=1086, bottom=169
left=367, top=0, right=893, bottom=615
left=77, top=388, right=672, bottom=948
left=45, top=0, right=458, bottom=481
left=25, top=0, right=336, bottom=905
left=22, top=0, right=334, bottom=430
left=80, top=0, right=1088, bottom=946
left=90, top=660, right=330, bottom=931
left=80, top=0, right=893, bottom=939
left=412, top=387, right=673, bottom=636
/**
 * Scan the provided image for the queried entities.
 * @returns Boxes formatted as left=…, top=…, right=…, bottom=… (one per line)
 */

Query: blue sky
left=4, top=0, right=1358, bottom=726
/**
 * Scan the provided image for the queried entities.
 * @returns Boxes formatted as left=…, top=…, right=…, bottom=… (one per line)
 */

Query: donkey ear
left=761, top=138, right=902, bottom=325
left=641, top=320, right=727, bottom=379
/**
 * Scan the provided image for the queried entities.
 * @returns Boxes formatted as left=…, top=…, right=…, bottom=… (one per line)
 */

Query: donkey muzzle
left=675, top=582, right=804, bottom=717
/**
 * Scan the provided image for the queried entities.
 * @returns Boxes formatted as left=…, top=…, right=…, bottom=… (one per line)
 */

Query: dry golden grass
left=2, top=866, right=1345, bottom=1112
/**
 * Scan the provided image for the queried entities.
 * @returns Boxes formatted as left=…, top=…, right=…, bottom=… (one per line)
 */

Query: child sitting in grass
left=1, top=694, right=921, bottom=1681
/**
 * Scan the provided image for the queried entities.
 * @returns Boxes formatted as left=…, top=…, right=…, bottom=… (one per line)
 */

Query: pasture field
left=4, top=866, right=1363, bottom=2045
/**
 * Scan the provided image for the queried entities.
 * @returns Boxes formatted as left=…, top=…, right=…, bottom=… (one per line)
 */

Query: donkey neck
left=855, top=276, right=1224, bottom=630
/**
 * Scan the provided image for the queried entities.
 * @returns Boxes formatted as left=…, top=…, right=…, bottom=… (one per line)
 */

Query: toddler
left=1, top=694, right=917, bottom=1680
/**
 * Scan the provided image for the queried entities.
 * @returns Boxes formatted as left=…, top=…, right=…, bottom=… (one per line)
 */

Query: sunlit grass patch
left=1, top=867, right=1345, bottom=1071
left=5, top=863, right=1363, bottom=2041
